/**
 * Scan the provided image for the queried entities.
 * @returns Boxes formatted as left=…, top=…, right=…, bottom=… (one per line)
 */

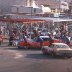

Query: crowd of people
left=7, top=27, right=72, bottom=47
left=0, top=24, right=72, bottom=47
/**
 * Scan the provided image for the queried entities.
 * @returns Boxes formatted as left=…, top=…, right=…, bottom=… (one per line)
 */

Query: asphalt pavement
left=0, top=40, right=72, bottom=72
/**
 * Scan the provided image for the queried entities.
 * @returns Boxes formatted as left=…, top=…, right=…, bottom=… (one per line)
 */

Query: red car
left=17, top=38, right=40, bottom=49
left=17, top=36, right=63, bottom=49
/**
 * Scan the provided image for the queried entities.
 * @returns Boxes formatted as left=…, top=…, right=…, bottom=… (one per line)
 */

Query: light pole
left=31, top=7, right=32, bottom=18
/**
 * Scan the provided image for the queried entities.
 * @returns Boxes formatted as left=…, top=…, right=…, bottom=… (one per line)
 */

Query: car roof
left=40, top=36, right=49, bottom=38
left=52, top=43, right=68, bottom=46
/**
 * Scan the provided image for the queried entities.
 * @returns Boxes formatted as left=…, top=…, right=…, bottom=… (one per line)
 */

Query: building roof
left=35, top=0, right=60, bottom=9
left=33, top=17, right=72, bottom=22
left=0, top=0, right=71, bottom=13
left=35, top=0, right=71, bottom=9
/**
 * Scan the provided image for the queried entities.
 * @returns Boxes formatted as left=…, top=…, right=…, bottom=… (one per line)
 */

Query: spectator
left=8, top=34, right=14, bottom=46
left=36, top=36, right=43, bottom=48
left=0, top=35, right=3, bottom=45
left=33, top=29, right=39, bottom=37
left=48, top=34, right=53, bottom=46
left=0, top=28, right=2, bottom=35
left=61, top=34, right=70, bottom=46
left=70, top=37, right=72, bottom=47
left=33, top=29, right=43, bottom=48
left=0, top=29, right=3, bottom=45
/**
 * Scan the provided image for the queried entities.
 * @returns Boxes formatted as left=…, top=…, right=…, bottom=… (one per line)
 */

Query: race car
left=17, top=36, right=63, bottom=49
left=42, top=43, right=72, bottom=58
left=17, top=38, right=40, bottom=49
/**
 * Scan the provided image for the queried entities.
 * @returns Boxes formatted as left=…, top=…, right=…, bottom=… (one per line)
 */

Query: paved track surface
left=0, top=40, right=72, bottom=72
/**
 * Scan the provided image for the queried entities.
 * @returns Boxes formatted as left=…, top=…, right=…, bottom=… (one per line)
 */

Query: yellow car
left=42, top=43, right=72, bottom=58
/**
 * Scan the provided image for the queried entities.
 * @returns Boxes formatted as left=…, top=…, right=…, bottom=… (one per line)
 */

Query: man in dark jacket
left=8, top=34, right=14, bottom=46
left=36, top=36, right=43, bottom=48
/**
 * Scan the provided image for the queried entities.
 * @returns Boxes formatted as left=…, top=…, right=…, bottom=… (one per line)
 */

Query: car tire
left=67, top=56, right=71, bottom=58
left=43, top=51, right=47, bottom=55
left=42, top=48, right=47, bottom=55
left=18, top=46, right=22, bottom=49
left=51, top=52, right=56, bottom=57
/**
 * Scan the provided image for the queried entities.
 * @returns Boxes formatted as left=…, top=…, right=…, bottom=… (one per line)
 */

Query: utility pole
left=27, top=0, right=32, bottom=6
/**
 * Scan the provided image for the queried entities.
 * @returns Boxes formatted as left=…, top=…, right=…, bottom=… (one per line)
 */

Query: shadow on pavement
left=4, top=47, right=41, bottom=51
left=25, top=53, right=67, bottom=60
left=3, top=46, right=70, bottom=60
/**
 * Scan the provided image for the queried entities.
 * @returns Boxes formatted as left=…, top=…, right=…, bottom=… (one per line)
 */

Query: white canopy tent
left=33, top=17, right=72, bottom=23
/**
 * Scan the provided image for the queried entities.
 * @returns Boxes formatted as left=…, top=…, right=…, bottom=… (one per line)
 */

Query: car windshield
left=42, top=38, right=51, bottom=41
left=55, top=45, right=69, bottom=48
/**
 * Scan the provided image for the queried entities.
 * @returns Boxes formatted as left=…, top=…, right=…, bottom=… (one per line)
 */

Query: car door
left=46, top=45, right=54, bottom=53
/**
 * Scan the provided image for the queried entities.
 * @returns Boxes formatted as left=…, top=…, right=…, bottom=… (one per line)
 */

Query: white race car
left=42, top=43, right=72, bottom=58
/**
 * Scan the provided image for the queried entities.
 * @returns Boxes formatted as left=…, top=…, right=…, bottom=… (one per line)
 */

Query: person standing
left=0, top=29, right=3, bottom=45
left=36, top=36, right=43, bottom=48
left=33, top=29, right=43, bottom=48
left=8, top=34, right=14, bottom=46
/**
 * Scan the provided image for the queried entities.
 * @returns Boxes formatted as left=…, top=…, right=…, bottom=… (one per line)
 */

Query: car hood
left=56, top=48, right=72, bottom=51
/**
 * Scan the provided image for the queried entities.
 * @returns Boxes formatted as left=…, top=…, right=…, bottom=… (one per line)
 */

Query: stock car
left=18, top=36, right=50, bottom=48
left=17, top=36, right=63, bottom=49
left=17, top=38, right=40, bottom=49
left=42, top=43, right=72, bottom=58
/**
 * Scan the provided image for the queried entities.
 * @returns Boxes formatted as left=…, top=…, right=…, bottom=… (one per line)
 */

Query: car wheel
left=67, top=56, right=71, bottom=58
left=42, top=49, right=47, bottom=55
left=18, top=46, right=22, bottom=49
left=43, top=51, right=47, bottom=55
left=51, top=52, right=56, bottom=57
left=26, top=44, right=31, bottom=49
left=63, top=54, right=71, bottom=59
